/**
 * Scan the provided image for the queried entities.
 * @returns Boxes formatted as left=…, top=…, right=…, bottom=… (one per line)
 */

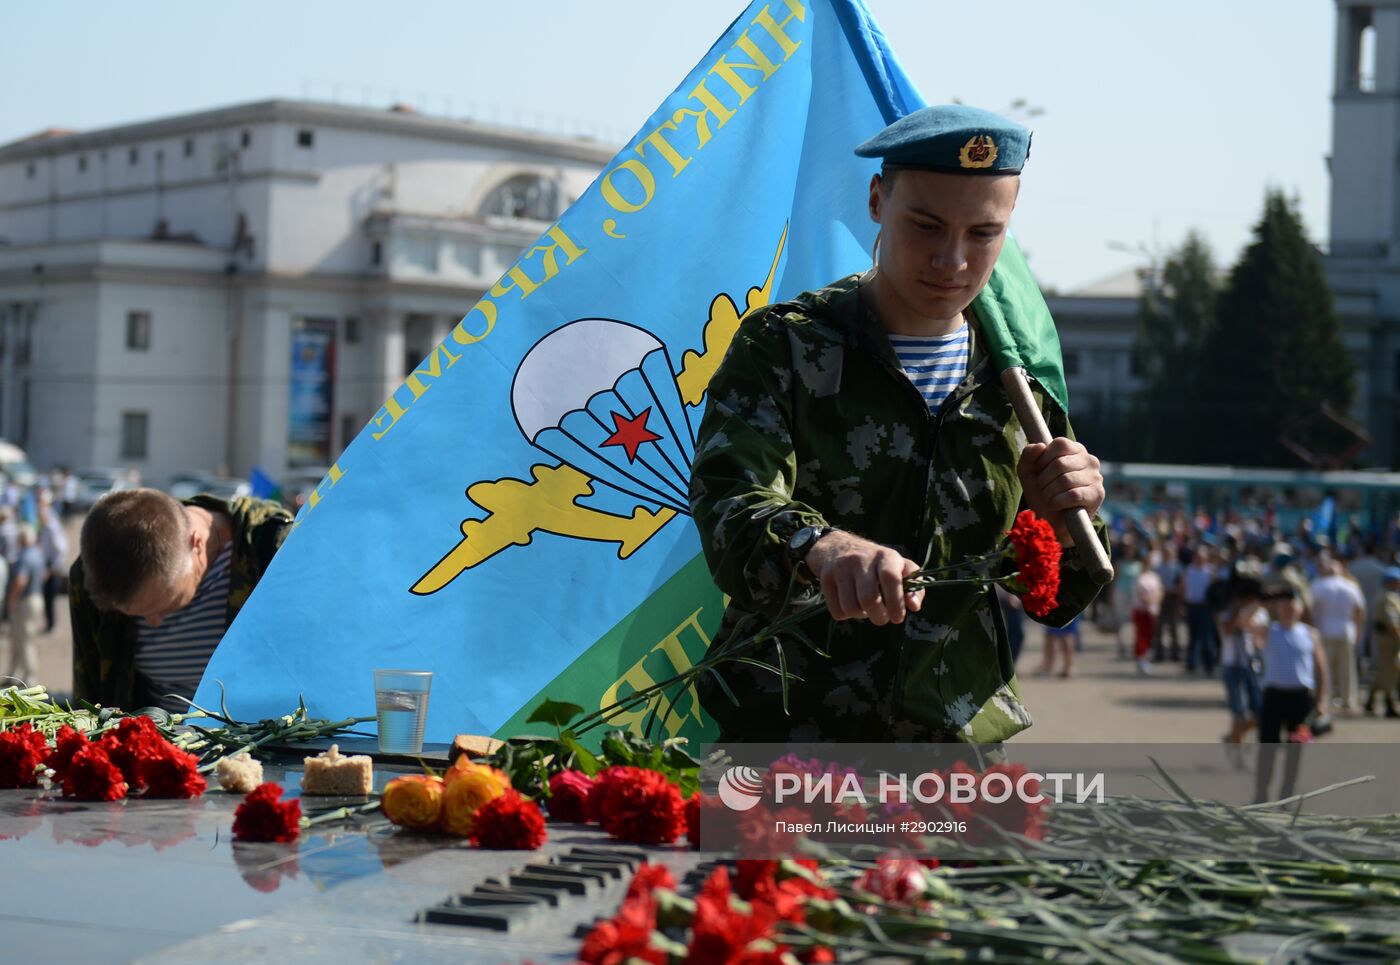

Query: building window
left=480, top=174, right=562, bottom=221
left=240, top=130, right=251, bottom=148
left=129, top=146, right=139, bottom=165
left=297, top=129, right=314, bottom=148
left=126, top=311, right=151, bottom=351
left=340, top=413, right=359, bottom=448
left=25, top=162, right=35, bottom=179
left=344, top=316, right=361, bottom=344
left=120, top=412, right=149, bottom=459
left=183, top=137, right=195, bottom=158
left=370, top=241, right=383, bottom=266
left=1063, top=351, right=1080, bottom=377
left=77, top=155, right=88, bottom=172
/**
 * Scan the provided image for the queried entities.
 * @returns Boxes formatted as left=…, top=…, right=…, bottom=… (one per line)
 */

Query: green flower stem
left=569, top=566, right=1024, bottom=737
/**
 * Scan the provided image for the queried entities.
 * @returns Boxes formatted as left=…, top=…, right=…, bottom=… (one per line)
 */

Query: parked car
left=167, top=473, right=250, bottom=502
left=70, top=468, right=139, bottom=510
left=0, top=439, right=38, bottom=488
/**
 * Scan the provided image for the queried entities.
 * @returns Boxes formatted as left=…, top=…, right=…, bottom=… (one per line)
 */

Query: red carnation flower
left=625, top=861, right=677, bottom=900
left=966, top=763, right=1044, bottom=846
left=99, top=716, right=167, bottom=790
left=1008, top=510, right=1061, bottom=617
left=736, top=859, right=833, bottom=924
left=472, top=789, right=547, bottom=850
left=546, top=769, right=594, bottom=823
left=232, top=782, right=302, bottom=843
left=591, top=766, right=687, bottom=845
left=688, top=865, right=782, bottom=965
left=686, top=794, right=701, bottom=848
left=856, top=858, right=930, bottom=905
left=48, top=724, right=89, bottom=777
left=579, top=889, right=665, bottom=965
left=0, top=723, right=50, bottom=788
left=138, top=741, right=207, bottom=799
left=62, top=744, right=128, bottom=801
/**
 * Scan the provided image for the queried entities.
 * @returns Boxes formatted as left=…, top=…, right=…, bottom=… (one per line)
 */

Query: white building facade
left=0, top=100, right=611, bottom=484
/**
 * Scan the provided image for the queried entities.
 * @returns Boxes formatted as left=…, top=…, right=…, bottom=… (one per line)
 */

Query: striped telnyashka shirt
left=134, top=543, right=233, bottom=712
left=889, top=323, right=970, bottom=413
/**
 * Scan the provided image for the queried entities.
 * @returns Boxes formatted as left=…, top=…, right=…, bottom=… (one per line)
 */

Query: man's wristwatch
left=787, top=524, right=835, bottom=581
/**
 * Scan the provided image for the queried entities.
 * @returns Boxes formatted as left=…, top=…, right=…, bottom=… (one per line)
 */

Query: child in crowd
left=1254, top=583, right=1329, bottom=803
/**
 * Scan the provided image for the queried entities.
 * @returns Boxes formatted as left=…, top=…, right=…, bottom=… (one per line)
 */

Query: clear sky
left=4, top=1, right=1335, bottom=292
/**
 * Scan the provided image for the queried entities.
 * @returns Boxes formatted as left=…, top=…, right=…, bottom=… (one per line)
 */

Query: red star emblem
left=600, top=407, right=662, bottom=462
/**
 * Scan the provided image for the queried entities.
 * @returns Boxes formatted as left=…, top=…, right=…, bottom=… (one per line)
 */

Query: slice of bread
left=215, top=753, right=264, bottom=793
left=301, top=744, right=373, bottom=796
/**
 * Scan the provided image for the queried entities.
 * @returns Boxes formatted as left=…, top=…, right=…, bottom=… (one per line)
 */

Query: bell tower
left=1330, top=1, right=1400, bottom=271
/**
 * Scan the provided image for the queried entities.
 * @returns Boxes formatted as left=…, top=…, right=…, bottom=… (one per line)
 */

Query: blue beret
left=1385, top=566, right=1400, bottom=583
left=855, top=105, right=1030, bottom=175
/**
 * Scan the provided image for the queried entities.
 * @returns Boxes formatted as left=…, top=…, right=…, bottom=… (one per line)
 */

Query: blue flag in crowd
left=248, top=466, right=281, bottom=501
left=196, top=0, right=979, bottom=743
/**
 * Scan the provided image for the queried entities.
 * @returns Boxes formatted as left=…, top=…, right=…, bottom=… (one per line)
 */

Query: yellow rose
left=381, top=775, right=444, bottom=830
left=439, top=762, right=512, bottom=837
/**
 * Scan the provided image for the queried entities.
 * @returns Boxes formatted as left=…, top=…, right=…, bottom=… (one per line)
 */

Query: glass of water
left=374, top=669, right=433, bottom=754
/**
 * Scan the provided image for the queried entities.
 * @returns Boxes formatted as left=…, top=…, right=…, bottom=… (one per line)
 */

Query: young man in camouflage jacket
left=689, top=106, right=1109, bottom=743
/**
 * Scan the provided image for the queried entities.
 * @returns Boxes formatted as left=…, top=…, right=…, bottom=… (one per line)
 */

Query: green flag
left=972, top=238, right=1069, bottom=415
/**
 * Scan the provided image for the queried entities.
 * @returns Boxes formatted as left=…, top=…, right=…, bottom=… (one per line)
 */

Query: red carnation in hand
left=62, top=744, right=128, bottom=801
left=1008, top=510, right=1061, bottom=617
left=138, top=741, right=207, bottom=799
left=591, top=766, right=687, bottom=845
left=233, top=782, right=302, bottom=843
left=472, top=789, right=547, bottom=850
left=47, top=724, right=90, bottom=776
left=546, top=769, right=594, bottom=822
left=579, top=889, right=666, bottom=965
left=0, top=723, right=50, bottom=788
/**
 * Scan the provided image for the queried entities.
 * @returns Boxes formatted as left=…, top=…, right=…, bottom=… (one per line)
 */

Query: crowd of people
left=0, top=471, right=76, bottom=687
left=1031, top=506, right=1400, bottom=747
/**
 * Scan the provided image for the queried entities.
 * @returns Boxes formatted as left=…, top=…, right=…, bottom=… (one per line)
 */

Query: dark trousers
left=42, top=570, right=60, bottom=632
left=1185, top=603, right=1216, bottom=673
left=1258, top=686, right=1313, bottom=743
left=1255, top=686, right=1314, bottom=803
left=1153, top=592, right=1182, bottom=659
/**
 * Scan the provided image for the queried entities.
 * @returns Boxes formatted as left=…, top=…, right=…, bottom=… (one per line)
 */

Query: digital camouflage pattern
left=689, top=274, right=1110, bottom=743
left=70, top=494, right=294, bottom=710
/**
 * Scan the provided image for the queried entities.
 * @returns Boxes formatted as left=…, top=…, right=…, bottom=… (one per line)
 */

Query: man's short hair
left=81, top=488, right=191, bottom=610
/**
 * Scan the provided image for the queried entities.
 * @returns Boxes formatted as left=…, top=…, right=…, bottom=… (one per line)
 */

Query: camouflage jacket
left=70, top=494, right=294, bottom=710
left=689, top=274, right=1109, bottom=743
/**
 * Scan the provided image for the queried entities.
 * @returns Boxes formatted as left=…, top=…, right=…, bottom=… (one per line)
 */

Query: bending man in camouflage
left=689, top=105, right=1109, bottom=743
left=71, top=489, right=293, bottom=713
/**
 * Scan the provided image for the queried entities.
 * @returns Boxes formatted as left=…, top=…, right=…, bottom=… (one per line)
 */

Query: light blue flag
left=196, top=0, right=933, bottom=743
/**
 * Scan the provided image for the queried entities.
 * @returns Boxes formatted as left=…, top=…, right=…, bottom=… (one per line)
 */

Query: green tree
left=1197, top=190, right=1354, bottom=466
left=1129, top=231, right=1218, bottom=461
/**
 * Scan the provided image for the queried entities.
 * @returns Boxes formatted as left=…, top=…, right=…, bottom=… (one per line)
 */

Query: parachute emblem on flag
left=512, top=319, right=696, bottom=514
